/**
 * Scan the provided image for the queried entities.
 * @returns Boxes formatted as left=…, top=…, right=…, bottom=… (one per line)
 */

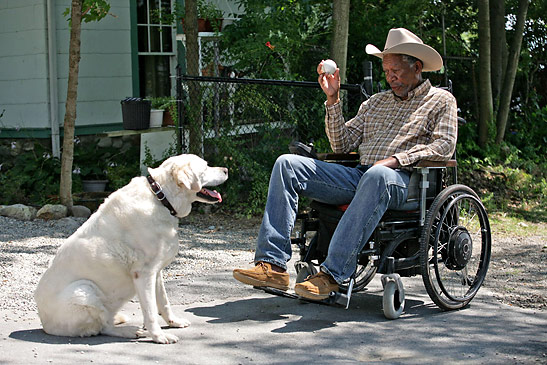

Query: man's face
left=382, top=54, right=422, bottom=100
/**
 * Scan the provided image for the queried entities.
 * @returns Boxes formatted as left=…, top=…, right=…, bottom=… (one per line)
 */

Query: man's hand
left=373, top=157, right=400, bottom=169
left=317, top=61, right=340, bottom=105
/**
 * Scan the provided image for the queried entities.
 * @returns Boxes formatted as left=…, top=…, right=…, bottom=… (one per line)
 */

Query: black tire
left=420, top=184, right=491, bottom=310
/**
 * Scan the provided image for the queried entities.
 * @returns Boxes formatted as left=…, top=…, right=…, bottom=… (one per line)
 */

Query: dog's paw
left=168, top=317, right=190, bottom=328
left=152, top=332, right=179, bottom=344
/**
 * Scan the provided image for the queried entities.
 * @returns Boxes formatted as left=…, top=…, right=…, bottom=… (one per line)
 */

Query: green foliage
left=203, top=127, right=288, bottom=216
left=72, top=139, right=140, bottom=190
left=63, top=0, right=113, bottom=24
left=220, top=0, right=332, bottom=79
left=505, top=103, right=547, bottom=166
left=0, top=144, right=61, bottom=205
left=458, top=134, right=546, bottom=222
left=0, top=140, right=140, bottom=205
left=156, top=0, right=223, bottom=31
left=149, top=96, right=172, bottom=110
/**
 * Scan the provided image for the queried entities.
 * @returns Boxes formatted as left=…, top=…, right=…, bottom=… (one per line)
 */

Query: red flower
left=265, top=41, right=275, bottom=51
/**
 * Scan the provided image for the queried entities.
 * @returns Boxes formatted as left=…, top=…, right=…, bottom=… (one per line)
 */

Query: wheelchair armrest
left=415, top=159, right=457, bottom=168
left=314, top=154, right=457, bottom=169
left=316, top=152, right=360, bottom=166
left=316, top=152, right=359, bottom=161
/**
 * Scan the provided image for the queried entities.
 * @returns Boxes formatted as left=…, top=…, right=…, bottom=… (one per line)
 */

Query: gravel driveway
left=0, top=212, right=545, bottom=313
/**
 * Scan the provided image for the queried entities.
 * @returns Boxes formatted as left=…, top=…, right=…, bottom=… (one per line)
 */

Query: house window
left=137, top=0, right=175, bottom=98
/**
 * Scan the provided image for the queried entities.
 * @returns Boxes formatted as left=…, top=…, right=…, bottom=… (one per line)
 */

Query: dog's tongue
left=197, top=188, right=222, bottom=203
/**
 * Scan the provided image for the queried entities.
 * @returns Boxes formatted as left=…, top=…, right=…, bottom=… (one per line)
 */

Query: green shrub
left=0, top=143, right=61, bottom=205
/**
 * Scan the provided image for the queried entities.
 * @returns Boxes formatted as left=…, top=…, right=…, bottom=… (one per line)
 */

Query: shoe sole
left=233, top=271, right=289, bottom=291
left=294, top=286, right=334, bottom=300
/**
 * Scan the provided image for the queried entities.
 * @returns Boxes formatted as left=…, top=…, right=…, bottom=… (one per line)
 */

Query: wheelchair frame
left=286, top=153, right=492, bottom=319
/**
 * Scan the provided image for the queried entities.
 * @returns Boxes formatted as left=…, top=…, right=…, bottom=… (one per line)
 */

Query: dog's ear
left=173, top=163, right=202, bottom=192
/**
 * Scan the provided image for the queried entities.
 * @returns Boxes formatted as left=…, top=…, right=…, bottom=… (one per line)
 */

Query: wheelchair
left=285, top=141, right=492, bottom=319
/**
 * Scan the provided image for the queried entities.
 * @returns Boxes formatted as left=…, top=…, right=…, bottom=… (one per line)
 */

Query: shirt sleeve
left=393, top=93, right=458, bottom=166
left=324, top=100, right=367, bottom=153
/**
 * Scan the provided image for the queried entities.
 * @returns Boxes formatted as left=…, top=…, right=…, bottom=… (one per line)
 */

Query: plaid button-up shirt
left=325, top=79, right=458, bottom=167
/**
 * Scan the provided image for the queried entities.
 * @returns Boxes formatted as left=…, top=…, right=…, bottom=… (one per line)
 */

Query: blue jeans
left=254, top=154, right=410, bottom=284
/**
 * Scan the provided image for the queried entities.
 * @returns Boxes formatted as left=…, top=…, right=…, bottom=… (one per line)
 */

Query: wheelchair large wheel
left=420, top=184, right=491, bottom=310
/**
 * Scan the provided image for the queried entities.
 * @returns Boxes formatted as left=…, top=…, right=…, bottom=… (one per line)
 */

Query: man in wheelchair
left=233, top=28, right=458, bottom=302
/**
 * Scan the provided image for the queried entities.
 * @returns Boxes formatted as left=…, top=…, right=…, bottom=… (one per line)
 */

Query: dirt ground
left=485, top=219, right=546, bottom=310
left=183, top=210, right=546, bottom=311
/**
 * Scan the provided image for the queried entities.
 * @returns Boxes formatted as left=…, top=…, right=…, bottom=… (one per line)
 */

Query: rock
left=36, top=204, right=68, bottom=220
left=112, top=138, right=123, bottom=149
left=71, top=205, right=92, bottom=219
left=97, top=137, right=112, bottom=148
left=0, top=204, right=37, bottom=221
left=55, top=217, right=84, bottom=232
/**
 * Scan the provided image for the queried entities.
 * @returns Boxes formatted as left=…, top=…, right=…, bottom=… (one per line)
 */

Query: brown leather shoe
left=294, top=271, right=338, bottom=300
left=233, top=262, right=290, bottom=291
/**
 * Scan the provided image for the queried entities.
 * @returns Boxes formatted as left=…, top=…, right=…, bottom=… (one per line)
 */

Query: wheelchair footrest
left=254, top=286, right=299, bottom=300
left=254, top=286, right=351, bottom=308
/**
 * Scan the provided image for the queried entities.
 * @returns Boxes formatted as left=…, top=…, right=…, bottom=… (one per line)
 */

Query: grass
left=488, top=212, right=547, bottom=238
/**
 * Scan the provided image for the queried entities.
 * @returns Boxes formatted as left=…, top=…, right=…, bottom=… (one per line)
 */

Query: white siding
left=53, top=1, right=133, bottom=127
left=0, top=0, right=133, bottom=131
left=0, top=0, right=49, bottom=129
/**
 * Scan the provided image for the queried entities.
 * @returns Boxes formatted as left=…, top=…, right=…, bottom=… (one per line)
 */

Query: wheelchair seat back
left=391, top=168, right=439, bottom=211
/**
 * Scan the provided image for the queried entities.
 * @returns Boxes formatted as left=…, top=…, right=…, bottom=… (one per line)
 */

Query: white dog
left=34, top=154, right=228, bottom=344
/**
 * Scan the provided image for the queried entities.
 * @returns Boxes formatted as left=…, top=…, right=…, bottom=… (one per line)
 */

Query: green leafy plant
left=72, top=139, right=141, bottom=189
left=73, top=143, right=109, bottom=180
left=0, top=144, right=61, bottom=205
left=105, top=161, right=140, bottom=191
left=197, top=0, right=223, bottom=32
left=63, top=0, right=114, bottom=24
left=149, top=96, right=171, bottom=110
left=153, top=1, right=223, bottom=32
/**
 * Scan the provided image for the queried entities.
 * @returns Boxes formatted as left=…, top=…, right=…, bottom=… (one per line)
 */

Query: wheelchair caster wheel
left=381, top=274, right=405, bottom=319
left=294, top=261, right=318, bottom=283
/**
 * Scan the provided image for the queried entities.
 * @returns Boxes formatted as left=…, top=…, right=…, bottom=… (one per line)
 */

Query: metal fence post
left=176, top=65, right=184, bottom=154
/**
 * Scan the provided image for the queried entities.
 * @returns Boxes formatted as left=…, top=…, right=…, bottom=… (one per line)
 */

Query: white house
left=0, top=0, right=239, bottom=158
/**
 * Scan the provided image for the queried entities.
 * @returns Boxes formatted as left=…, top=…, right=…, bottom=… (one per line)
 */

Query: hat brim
left=366, top=43, right=443, bottom=72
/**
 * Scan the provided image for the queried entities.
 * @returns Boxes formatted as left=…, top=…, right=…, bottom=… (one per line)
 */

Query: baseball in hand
left=321, top=59, right=337, bottom=75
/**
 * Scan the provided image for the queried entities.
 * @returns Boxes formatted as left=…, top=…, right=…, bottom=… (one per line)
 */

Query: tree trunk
left=490, top=0, right=506, bottom=105
left=59, top=0, right=83, bottom=210
left=330, top=0, right=350, bottom=84
left=495, top=0, right=529, bottom=144
left=184, top=0, right=203, bottom=157
left=477, top=0, right=494, bottom=148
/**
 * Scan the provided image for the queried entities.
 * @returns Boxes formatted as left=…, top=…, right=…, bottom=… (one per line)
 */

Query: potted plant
left=198, top=0, right=223, bottom=32
left=149, top=97, right=171, bottom=128
left=180, top=0, right=223, bottom=33
left=79, top=165, right=109, bottom=192
left=159, top=97, right=178, bottom=127
left=73, top=142, right=110, bottom=192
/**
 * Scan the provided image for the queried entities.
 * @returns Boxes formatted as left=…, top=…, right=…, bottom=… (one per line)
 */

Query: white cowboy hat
left=365, top=28, right=443, bottom=72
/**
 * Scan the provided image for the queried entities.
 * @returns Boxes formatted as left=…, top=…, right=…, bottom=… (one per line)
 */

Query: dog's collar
left=146, top=175, right=178, bottom=217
